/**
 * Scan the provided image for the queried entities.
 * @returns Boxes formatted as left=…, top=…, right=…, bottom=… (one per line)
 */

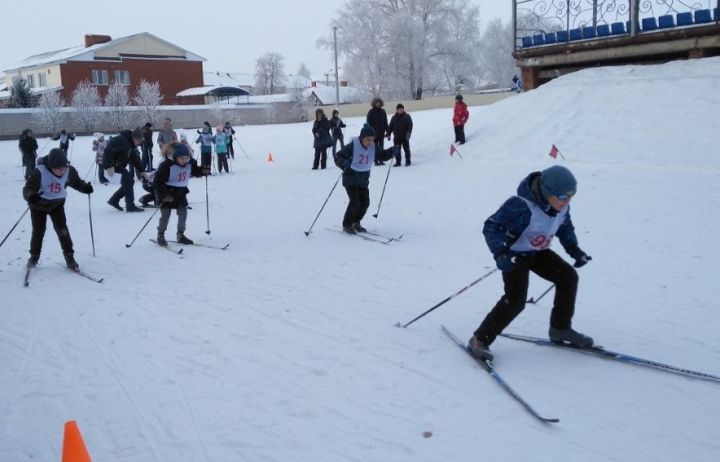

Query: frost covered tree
left=321, top=0, right=482, bottom=99
left=254, top=52, right=288, bottom=95
left=297, top=63, right=312, bottom=80
left=133, top=80, right=162, bottom=127
left=288, top=75, right=309, bottom=122
left=478, top=18, right=518, bottom=88
left=34, top=90, right=65, bottom=134
left=9, top=77, right=33, bottom=108
left=105, top=80, right=132, bottom=131
left=71, top=80, right=101, bottom=133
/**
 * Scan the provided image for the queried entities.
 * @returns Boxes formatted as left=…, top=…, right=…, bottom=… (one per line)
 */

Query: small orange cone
left=267, top=153, right=274, bottom=162
left=62, top=421, right=92, bottom=462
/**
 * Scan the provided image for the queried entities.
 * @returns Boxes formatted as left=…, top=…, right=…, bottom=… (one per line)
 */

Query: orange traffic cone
left=62, top=421, right=92, bottom=462
left=267, top=152, right=274, bottom=162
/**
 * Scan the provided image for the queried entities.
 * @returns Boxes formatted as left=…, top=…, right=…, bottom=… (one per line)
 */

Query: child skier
left=330, top=109, right=346, bottom=155
left=468, top=165, right=593, bottom=361
left=333, top=124, right=399, bottom=234
left=22, top=148, right=93, bottom=269
left=153, top=142, right=208, bottom=246
left=213, top=127, right=230, bottom=174
left=52, top=129, right=75, bottom=153
left=195, top=122, right=214, bottom=172
left=19, top=129, right=38, bottom=181
left=92, top=133, right=108, bottom=184
left=223, top=122, right=236, bottom=159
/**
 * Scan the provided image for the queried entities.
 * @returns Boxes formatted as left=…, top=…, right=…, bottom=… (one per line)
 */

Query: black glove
left=494, top=251, right=516, bottom=273
left=568, top=247, right=592, bottom=268
left=84, top=184, right=94, bottom=194
left=27, top=193, right=41, bottom=204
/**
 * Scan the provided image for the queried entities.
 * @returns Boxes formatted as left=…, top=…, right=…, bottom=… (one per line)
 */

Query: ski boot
left=156, top=232, right=168, bottom=247
left=342, top=226, right=356, bottom=235
left=64, top=253, right=79, bottom=270
left=468, top=336, right=494, bottom=361
left=352, top=222, right=367, bottom=233
left=176, top=233, right=194, bottom=245
left=549, top=326, right=594, bottom=348
left=27, top=255, right=39, bottom=268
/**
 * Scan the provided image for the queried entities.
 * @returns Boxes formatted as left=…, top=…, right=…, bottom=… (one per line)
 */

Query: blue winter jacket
left=482, top=171, right=580, bottom=258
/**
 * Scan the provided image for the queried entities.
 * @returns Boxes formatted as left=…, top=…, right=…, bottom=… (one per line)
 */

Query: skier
left=366, top=97, right=388, bottom=166
left=19, top=128, right=38, bottom=181
left=333, top=124, right=399, bottom=234
left=153, top=142, right=208, bottom=246
left=103, top=127, right=146, bottom=212
left=179, top=132, right=195, bottom=157
left=52, top=129, right=75, bottom=153
left=453, top=94, right=469, bottom=145
left=92, top=133, right=109, bottom=185
left=330, top=109, right=346, bottom=156
left=22, top=148, right=93, bottom=270
left=141, top=122, right=154, bottom=171
left=223, top=122, right=236, bottom=159
left=213, top=127, right=230, bottom=174
left=312, top=109, right=332, bottom=170
left=387, top=103, right=413, bottom=166
left=195, top=122, right=214, bottom=172
left=468, top=165, right=594, bottom=361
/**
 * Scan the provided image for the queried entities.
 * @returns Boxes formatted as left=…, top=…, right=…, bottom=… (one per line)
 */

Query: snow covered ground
left=1, top=57, right=719, bottom=461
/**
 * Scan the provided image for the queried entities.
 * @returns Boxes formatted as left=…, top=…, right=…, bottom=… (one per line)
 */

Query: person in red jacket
left=453, top=94, right=469, bottom=144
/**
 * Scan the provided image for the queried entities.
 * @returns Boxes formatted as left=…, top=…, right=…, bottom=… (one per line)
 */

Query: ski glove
left=27, top=192, right=42, bottom=204
left=494, top=252, right=516, bottom=273
left=568, top=247, right=592, bottom=268
left=83, top=184, right=93, bottom=194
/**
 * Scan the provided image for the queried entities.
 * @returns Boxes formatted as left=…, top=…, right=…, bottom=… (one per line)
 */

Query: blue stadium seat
left=569, top=28, right=583, bottom=40
left=611, top=22, right=626, bottom=35
left=544, top=32, right=557, bottom=44
left=533, top=34, right=545, bottom=46
left=641, top=17, right=658, bottom=30
left=695, top=9, right=712, bottom=24
left=658, top=15, right=674, bottom=28
left=596, top=24, right=611, bottom=36
left=522, top=36, right=533, bottom=48
left=582, top=26, right=597, bottom=38
left=557, top=30, right=569, bottom=42
left=676, top=12, right=693, bottom=26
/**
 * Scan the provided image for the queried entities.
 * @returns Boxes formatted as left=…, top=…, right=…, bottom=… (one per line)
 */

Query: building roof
left=4, top=32, right=205, bottom=73
left=177, top=85, right=250, bottom=97
left=203, top=71, right=255, bottom=88
left=302, top=85, right=365, bottom=105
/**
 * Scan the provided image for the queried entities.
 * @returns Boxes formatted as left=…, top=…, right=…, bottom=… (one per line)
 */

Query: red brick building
left=3, top=33, right=205, bottom=105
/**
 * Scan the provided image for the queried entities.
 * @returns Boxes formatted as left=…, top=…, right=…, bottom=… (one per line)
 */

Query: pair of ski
left=328, top=228, right=403, bottom=245
left=442, top=326, right=720, bottom=424
left=149, top=239, right=230, bottom=255
left=24, top=263, right=104, bottom=287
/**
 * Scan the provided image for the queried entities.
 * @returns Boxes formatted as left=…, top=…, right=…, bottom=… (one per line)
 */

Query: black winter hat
left=359, top=123, right=376, bottom=138
left=131, top=127, right=143, bottom=140
left=47, top=148, right=68, bottom=169
left=173, top=142, right=191, bottom=160
left=396, top=103, right=405, bottom=110
left=455, top=94, right=463, bottom=101
left=144, top=122, right=152, bottom=128
left=540, top=165, right=577, bottom=199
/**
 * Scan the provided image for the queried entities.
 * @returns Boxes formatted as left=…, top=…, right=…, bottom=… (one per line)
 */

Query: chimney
left=84, top=34, right=112, bottom=47
left=311, top=81, right=317, bottom=87
left=340, top=80, right=348, bottom=87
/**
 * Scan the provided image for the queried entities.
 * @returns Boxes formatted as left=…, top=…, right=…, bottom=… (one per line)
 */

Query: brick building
left=3, top=32, right=205, bottom=105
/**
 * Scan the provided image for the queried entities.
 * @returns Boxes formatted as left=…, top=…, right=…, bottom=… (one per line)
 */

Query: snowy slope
left=1, top=58, right=719, bottom=462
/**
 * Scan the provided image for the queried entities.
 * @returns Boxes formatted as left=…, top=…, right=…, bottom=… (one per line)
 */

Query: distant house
left=2, top=33, right=205, bottom=105
left=176, top=71, right=254, bottom=105
left=302, top=81, right=365, bottom=106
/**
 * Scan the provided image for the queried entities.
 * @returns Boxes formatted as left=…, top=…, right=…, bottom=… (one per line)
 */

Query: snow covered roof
left=177, top=85, right=250, bottom=97
left=302, top=85, right=365, bottom=105
left=203, top=71, right=255, bottom=88
left=4, top=32, right=205, bottom=72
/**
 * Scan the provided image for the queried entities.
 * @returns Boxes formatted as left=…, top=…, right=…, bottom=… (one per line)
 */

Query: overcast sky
left=0, top=0, right=511, bottom=79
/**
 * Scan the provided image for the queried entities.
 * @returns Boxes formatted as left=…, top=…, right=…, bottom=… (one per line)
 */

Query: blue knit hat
left=173, top=143, right=191, bottom=160
left=359, top=123, right=376, bottom=138
left=540, top=165, right=577, bottom=198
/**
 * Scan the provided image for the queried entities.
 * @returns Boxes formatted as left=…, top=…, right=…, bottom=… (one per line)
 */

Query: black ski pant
left=313, top=148, right=328, bottom=169
left=23, top=154, right=36, bottom=180
left=217, top=155, right=229, bottom=173
left=454, top=125, right=466, bottom=144
left=98, top=164, right=107, bottom=184
left=29, top=205, right=74, bottom=257
left=393, top=139, right=411, bottom=165
left=332, top=134, right=344, bottom=156
left=373, top=137, right=385, bottom=165
left=141, top=145, right=153, bottom=171
left=201, top=152, right=212, bottom=170
left=342, top=185, right=370, bottom=228
left=474, top=249, right=578, bottom=346
left=228, top=140, right=235, bottom=159
left=108, top=168, right=136, bottom=207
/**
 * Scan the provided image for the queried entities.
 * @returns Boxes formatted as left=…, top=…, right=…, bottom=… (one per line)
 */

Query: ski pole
left=88, top=195, right=96, bottom=257
left=395, top=268, right=499, bottom=328
left=83, top=159, right=96, bottom=182
left=205, top=175, right=211, bottom=234
left=125, top=207, right=160, bottom=248
left=304, top=173, right=341, bottom=236
left=372, top=161, right=393, bottom=218
left=234, top=137, right=250, bottom=159
left=37, top=138, right=52, bottom=155
left=0, top=208, right=29, bottom=248
left=527, top=284, right=554, bottom=304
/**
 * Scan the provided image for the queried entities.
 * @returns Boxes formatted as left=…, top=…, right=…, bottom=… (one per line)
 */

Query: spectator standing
left=366, top=97, right=388, bottom=166
left=387, top=103, right=413, bottom=166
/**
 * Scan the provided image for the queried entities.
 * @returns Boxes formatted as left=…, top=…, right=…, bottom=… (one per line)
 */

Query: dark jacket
left=19, top=131, right=38, bottom=157
left=482, top=172, right=580, bottom=258
left=366, top=107, right=388, bottom=137
left=102, top=130, right=143, bottom=173
left=142, top=126, right=154, bottom=148
left=154, top=158, right=205, bottom=209
left=334, top=138, right=397, bottom=188
left=388, top=112, right=413, bottom=141
left=312, top=118, right=332, bottom=149
left=330, top=116, right=346, bottom=137
left=23, top=156, right=90, bottom=212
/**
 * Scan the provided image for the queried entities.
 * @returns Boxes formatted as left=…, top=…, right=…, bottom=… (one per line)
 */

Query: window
left=114, top=70, right=130, bottom=85
left=38, top=72, right=47, bottom=87
left=91, top=69, right=109, bottom=85
left=26, top=74, right=34, bottom=88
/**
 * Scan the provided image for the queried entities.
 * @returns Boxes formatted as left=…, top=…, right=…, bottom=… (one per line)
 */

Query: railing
left=514, top=0, right=720, bottom=49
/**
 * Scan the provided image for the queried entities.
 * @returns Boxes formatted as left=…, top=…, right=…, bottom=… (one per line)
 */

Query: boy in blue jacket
left=468, top=165, right=593, bottom=361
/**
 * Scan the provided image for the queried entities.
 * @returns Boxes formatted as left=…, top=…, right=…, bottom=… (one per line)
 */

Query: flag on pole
left=549, top=144, right=559, bottom=159
left=449, top=144, right=457, bottom=156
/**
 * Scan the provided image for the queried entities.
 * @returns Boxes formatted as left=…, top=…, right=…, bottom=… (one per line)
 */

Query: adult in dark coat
left=19, top=129, right=39, bottom=180
left=366, top=97, right=388, bottom=165
left=311, top=109, right=332, bottom=169
left=387, top=103, right=413, bottom=166
left=102, top=127, right=145, bottom=212
left=141, top=122, right=154, bottom=172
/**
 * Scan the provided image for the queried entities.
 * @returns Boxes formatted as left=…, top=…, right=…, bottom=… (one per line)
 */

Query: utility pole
left=333, top=26, right=340, bottom=109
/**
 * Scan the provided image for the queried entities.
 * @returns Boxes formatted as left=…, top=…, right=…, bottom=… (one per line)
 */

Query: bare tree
left=105, top=80, right=132, bottom=130
left=34, top=90, right=65, bottom=134
left=254, top=52, right=288, bottom=95
left=209, top=103, right=225, bottom=127
left=133, top=80, right=162, bottom=126
left=288, top=75, right=309, bottom=121
left=71, top=80, right=102, bottom=133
